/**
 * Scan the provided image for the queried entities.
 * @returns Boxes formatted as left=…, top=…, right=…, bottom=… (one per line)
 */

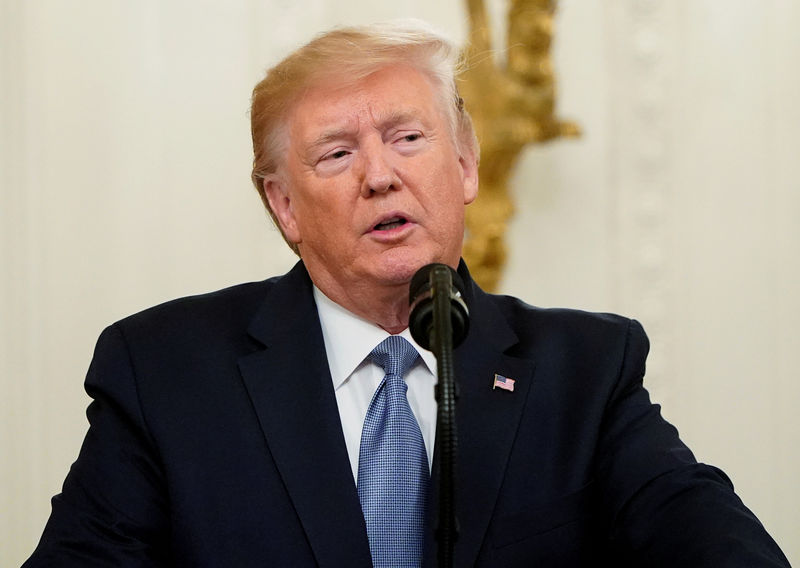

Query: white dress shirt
left=313, top=286, right=438, bottom=483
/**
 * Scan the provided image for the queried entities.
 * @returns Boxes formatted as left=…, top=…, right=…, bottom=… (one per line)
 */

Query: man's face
left=264, top=64, right=478, bottom=294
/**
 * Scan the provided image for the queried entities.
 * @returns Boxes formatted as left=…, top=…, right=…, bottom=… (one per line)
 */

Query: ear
left=263, top=174, right=301, bottom=244
left=459, top=148, right=479, bottom=205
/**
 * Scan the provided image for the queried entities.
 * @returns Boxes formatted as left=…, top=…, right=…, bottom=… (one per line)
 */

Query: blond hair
left=249, top=20, right=478, bottom=252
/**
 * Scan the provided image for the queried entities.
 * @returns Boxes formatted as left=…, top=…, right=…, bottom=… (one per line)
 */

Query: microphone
left=408, top=263, right=470, bottom=351
left=409, top=263, right=468, bottom=567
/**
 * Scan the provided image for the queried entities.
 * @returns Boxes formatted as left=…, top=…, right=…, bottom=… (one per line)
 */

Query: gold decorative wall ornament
left=460, top=0, right=580, bottom=291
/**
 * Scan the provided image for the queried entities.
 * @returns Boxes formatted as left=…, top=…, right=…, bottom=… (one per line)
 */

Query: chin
left=372, top=261, right=419, bottom=285
left=370, top=247, right=449, bottom=285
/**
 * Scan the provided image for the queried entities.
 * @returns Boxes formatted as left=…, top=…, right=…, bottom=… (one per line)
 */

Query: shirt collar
left=313, top=285, right=437, bottom=390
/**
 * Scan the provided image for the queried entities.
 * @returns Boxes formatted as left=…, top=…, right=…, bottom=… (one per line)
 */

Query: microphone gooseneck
left=408, top=263, right=469, bottom=568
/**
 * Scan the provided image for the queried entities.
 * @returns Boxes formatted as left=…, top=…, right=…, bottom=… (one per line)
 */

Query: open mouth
left=373, top=216, right=408, bottom=231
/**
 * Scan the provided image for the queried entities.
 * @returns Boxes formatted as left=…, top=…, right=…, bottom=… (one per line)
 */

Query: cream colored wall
left=504, top=1, right=800, bottom=560
left=2, top=1, right=797, bottom=565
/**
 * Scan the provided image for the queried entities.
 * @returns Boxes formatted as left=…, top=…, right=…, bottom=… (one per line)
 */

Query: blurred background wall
left=2, top=0, right=798, bottom=564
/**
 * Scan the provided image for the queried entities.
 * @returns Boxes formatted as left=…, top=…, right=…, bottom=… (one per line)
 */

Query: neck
left=311, top=275, right=411, bottom=334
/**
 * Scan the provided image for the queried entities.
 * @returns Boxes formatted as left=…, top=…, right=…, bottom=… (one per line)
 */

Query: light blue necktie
left=358, top=336, right=429, bottom=568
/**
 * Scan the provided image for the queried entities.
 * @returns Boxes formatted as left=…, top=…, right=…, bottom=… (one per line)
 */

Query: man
left=26, top=21, right=789, bottom=567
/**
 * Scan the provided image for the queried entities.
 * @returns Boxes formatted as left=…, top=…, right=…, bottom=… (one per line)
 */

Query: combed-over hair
left=249, top=20, right=479, bottom=253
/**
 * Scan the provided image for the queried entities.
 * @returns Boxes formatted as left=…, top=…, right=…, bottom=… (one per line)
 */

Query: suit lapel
left=426, top=266, right=537, bottom=567
left=237, top=262, right=372, bottom=567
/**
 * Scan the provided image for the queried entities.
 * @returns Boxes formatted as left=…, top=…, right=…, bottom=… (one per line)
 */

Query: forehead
left=286, top=64, right=444, bottom=137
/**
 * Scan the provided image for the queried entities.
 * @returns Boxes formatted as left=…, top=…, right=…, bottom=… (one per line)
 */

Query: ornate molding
left=614, top=0, right=673, bottom=387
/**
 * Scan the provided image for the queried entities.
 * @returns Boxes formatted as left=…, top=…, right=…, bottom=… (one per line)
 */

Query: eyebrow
left=308, top=127, right=356, bottom=152
left=376, top=109, right=423, bottom=130
left=307, top=110, right=425, bottom=151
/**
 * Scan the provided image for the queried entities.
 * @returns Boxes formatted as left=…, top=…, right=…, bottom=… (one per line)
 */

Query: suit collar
left=457, top=258, right=519, bottom=352
left=244, top=261, right=313, bottom=348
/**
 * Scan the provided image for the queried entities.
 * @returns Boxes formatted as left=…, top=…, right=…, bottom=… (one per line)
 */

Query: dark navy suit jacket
left=25, top=261, right=789, bottom=566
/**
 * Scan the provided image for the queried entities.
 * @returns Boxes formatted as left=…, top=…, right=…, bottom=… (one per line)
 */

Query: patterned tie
left=358, top=336, right=429, bottom=568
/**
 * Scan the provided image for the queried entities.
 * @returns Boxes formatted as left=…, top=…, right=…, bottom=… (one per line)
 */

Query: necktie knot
left=369, top=335, right=419, bottom=379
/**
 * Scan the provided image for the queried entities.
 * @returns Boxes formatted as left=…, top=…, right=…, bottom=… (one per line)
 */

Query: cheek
left=426, top=168, right=469, bottom=213
left=296, top=194, right=353, bottom=239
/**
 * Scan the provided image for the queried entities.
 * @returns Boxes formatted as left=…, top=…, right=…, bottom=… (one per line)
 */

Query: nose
left=360, top=140, right=400, bottom=197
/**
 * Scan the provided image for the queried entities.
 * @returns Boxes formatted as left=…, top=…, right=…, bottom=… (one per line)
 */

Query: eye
left=313, top=146, right=353, bottom=176
left=322, top=149, right=350, bottom=161
left=391, top=130, right=425, bottom=156
left=393, top=131, right=424, bottom=146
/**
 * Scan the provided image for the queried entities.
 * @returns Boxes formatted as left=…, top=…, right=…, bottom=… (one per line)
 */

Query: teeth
left=375, top=217, right=405, bottom=231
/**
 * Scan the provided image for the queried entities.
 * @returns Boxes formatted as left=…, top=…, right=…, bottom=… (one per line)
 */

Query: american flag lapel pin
left=493, top=373, right=515, bottom=392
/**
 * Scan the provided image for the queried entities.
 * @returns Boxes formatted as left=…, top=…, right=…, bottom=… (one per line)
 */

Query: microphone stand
left=429, top=265, right=458, bottom=568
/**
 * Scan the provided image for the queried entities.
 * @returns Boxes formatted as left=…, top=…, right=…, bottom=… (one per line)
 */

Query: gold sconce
left=461, top=0, right=580, bottom=291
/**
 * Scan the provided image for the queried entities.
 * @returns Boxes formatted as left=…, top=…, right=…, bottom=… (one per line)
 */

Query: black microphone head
left=408, top=263, right=469, bottom=351
left=409, top=263, right=435, bottom=305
